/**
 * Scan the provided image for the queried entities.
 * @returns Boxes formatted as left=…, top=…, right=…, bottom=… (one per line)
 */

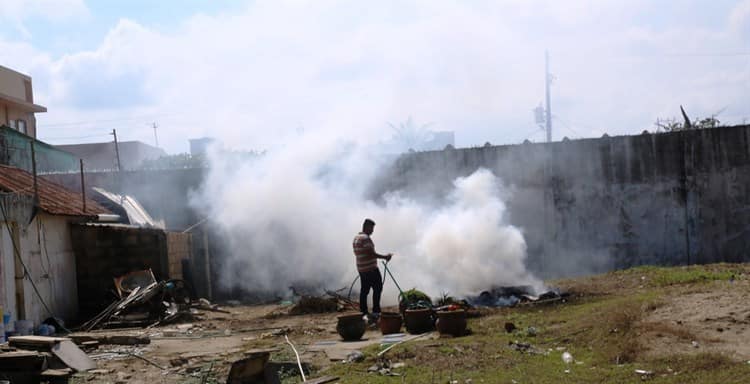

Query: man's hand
left=385, top=253, right=393, bottom=262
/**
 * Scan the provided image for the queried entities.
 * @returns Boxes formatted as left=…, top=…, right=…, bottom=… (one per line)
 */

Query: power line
left=42, top=113, right=178, bottom=128
left=40, top=133, right=112, bottom=141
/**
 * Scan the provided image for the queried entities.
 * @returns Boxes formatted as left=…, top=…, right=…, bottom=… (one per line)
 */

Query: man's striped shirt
left=353, top=232, right=378, bottom=272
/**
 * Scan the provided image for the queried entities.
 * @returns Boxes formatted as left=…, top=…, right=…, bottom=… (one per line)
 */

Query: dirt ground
left=68, top=266, right=750, bottom=383
left=639, top=279, right=750, bottom=361
left=71, top=304, right=388, bottom=383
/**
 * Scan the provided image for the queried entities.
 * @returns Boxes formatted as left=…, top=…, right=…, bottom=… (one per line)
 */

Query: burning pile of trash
left=468, top=285, right=568, bottom=307
left=79, top=269, right=196, bottom=331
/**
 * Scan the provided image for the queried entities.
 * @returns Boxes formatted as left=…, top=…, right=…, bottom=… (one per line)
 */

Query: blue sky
left=0, top=0, right=748, bottom=153
left=0, top=1, right=243, bottom=55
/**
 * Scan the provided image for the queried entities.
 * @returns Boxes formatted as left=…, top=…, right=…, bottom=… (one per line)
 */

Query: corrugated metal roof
left=0, top=164, right=108, bottom=217
left=91, top=187, right=165, bottom=229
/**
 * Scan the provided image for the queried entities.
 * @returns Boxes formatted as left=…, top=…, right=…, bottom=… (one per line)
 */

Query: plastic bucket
left=15, top=320, right=33, bottom=336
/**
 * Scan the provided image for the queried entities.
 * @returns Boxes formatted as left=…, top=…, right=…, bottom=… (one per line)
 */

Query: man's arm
left=373, top=250, right=393, bottom=261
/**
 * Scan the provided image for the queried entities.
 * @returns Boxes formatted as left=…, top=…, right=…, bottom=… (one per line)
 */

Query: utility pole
left=111, top=129, right=122, bottom=172
left=545, top=50, right=553, bottom=143
left=152, top=122, right=159, bottom=148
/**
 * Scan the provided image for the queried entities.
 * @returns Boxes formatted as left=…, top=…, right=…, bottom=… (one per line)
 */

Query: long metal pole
left=545, top=50, right=552, bottom=143
left=80, top=159, right=86, bottom=213
left=112, top=129, right=122, bottom=172
left=30, top=141, right=38, bottom=205
left=152, top=122, right=159, bottom=148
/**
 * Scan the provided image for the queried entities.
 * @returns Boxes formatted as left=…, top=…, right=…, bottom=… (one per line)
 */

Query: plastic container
left=37, top=324, right=52, bottom=336
left=15, top=320, right=33, bottom=336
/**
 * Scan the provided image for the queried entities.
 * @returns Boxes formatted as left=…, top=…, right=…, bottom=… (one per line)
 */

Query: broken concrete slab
left=51, top=340, right=97, bottom=372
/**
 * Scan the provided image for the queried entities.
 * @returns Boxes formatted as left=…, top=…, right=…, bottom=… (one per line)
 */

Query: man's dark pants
left=359, top=269, right=383, bottom=315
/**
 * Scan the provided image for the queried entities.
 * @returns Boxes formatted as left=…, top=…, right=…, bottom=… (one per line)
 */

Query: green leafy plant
left=399, top=288, right=432, bottom=308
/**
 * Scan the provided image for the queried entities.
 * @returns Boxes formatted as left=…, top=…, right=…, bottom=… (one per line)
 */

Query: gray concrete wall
left=374, top=125, right=750, bottom=278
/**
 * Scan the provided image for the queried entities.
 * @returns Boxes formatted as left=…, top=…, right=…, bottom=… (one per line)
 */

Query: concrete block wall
left=71, top=224, right=191, bottom=318
left=166, top=232, right=191, bottom=279
left=376, top=125, right=750, bottom=278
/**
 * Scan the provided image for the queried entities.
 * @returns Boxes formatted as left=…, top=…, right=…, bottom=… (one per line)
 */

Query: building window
left=8, top=119, right=16, bottom=129
left=16, top=119, right=26, bottom=135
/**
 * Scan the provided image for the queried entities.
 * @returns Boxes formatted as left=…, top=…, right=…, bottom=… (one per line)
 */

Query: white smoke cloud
left=194, top=134, right=542, bottom=302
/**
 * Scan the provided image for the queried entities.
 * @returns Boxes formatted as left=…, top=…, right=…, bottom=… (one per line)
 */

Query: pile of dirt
left=289, top=296, right=339, bottom=315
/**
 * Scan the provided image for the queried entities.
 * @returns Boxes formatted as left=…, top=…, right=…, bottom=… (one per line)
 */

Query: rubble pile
left=0, top=335, right=96, bottom=383
left=79, top=269, right=195, bottom=331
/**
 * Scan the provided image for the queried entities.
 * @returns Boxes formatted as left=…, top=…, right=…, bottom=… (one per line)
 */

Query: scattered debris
left=193, top=298, right=230, bottom=314
left=79, top=270, right=195, bottom=331
left=527, top=326, right=538, bottom=337
left=290, top=295, right=339, bottom=315
left=508, top=341, right=546, bottom=355
left=368, top=359, right=402, bottom=376
left=691, top=340, right=700, bottom=348
left=468, top=286, right=568, bottom=307
left=562, top=351, right=574, bottom=364
left=346, top=350, right=365, bottom=363
left=635, top=369, right=654, bottom=379
left=0, top=335, right=96, bottom=382
left=378, top=332, right=433, bottom=357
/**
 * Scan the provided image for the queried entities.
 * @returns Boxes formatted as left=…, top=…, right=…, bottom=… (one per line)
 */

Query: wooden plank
left=8, top=336, right=69, bottom=347
left=305, top=376, right=339, bottom=384
left=0, top=350, right=47, bottom=372
left=41, top=368, right=73, bottom=377
left=50, top=340, right=96, bottom=372
left=69, top=333, right=150, bottom=346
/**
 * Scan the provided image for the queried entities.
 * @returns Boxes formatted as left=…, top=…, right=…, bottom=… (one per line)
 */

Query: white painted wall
left=0, top=213, right=79, bottom=327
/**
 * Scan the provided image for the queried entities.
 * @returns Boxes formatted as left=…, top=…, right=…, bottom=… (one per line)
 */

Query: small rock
left=176, top=324, right=194, bottom=331
left=346, top=350, right=365, bottom=363
left=391, top=362, right=406, bottom=369
left=527, top=326, right=537, bottom=336
left=89, top=369, right=112, bottom=375
left=691, top=341, right=699, bottom=348
left=504, top=322, right=517, bottom=333
left=170, top=357, right=188, bottom=367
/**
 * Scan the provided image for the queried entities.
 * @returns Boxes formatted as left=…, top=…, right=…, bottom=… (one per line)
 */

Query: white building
left=0, top=164, right=108, bottom=326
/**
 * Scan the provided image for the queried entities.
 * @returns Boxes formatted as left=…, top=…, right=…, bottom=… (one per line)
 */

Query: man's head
left=362, top=218, right=375, bottom=235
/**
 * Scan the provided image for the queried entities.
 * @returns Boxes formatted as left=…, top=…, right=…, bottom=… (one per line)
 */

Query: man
left=353, top=218, right=392, bottom=322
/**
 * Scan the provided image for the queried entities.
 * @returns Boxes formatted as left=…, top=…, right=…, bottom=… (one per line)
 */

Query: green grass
left=624, top=265, right=735, bottom=286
